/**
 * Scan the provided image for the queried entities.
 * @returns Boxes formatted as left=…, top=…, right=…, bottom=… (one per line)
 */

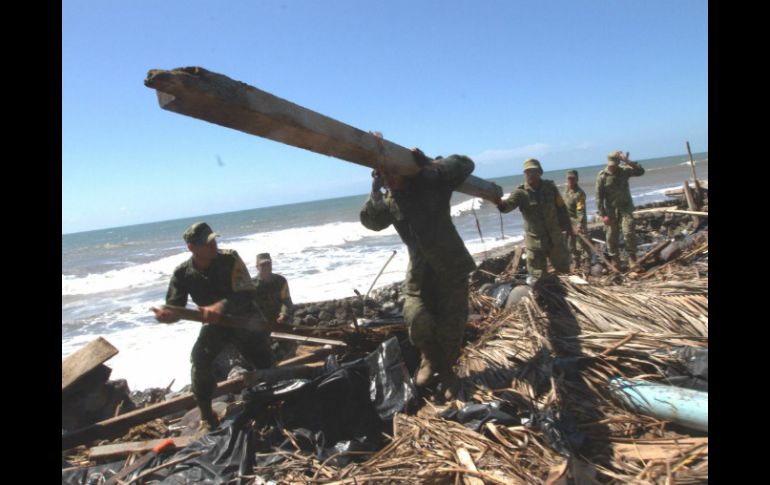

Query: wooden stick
left=144, top=67, right=503, bottom=202
left=635, top=240, right=673, bottom=267
left=456, top=447, right=485, bottom=485
left=576, top=233, right=621, bottom=274
left=682, top=181, right=700, bottom=228
left=159, top=305, right=345, bottom=345
left=504, top=246, right=524, bottom=275
left=89, top=436, right=198, bottom=461
left=685, top=141, right=703, bottom=202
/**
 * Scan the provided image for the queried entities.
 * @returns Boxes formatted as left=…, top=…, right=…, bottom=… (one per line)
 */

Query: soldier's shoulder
left=274, top=273, right=288, bottom=284
left=173, top=257, right=193, bottom=274
left=218, top=248, right=240, bottom=259
left=542, top=179, right=559, bottom=191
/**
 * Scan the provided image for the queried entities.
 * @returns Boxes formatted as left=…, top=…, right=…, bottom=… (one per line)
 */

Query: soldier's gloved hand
left=152, top=307, right=180, bottom=324
left=200, top=301, right=225, bottom=325
left=602, top=216, right=610, bottom=225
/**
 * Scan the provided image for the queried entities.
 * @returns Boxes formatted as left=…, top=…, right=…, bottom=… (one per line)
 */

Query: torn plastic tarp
left=523, top=407, right=586, bottom=457
left=440, top=401, right=520, bottom=432
left=64, top=337, right=417, bottom=484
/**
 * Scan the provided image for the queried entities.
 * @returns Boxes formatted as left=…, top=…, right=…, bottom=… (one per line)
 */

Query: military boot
left=198, top=401, right=220, bottom=433
left=414, top=351, right=439, bottom=388
left=628, top=254, right=640, bottom=271
left=437, top=358, right=460, bottom=401
left=609, top=255, right=621, bottom=272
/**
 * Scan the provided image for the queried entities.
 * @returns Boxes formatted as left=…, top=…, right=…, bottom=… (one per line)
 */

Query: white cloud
left=474, top=143, right=550, bottom=164
left=574, top=142, right=593, bottom=150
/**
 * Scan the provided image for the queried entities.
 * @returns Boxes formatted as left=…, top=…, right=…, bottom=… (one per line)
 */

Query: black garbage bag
left=63, top=338, right=416, bottom=484
left=440, top=401, right=520, bottom=432
left=659, top=346, right=708, bottom=392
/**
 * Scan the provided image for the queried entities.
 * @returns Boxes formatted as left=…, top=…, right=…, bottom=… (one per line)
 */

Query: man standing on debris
left=360, top=149, right=476, bottom=400
left=152, top=223, right=273, bottom=431
left=563, top=170, right=590, bottom=272
left=595, top=151, right=645, bottom=269
left=252, top=252, right=294, bottom=326
left=495, top=159, right=574, bottom=280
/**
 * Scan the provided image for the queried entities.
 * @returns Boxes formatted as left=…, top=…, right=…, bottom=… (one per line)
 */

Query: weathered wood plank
left=62, top=337, right=119, bottom=392
left=88, top=436, right=198, bottom=460
left=144, top=67, right=503, bottom=201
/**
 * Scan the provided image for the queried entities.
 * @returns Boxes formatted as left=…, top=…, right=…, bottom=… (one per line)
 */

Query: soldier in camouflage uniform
left=495, top=159, right=575, bottom=280
left=360, top=149, right=477, bottom=400
left=153, top=223, right=273, bottom=431
left=252, top=252, right=294, bottom=325
left=563, top=170, right=590, bottom=272
left=595, top=151, right=645, bottom=269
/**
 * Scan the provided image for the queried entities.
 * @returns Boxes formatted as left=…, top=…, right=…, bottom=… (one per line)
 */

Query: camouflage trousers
left=403, top=272, right=469, bottom=370
left=605, top=207, right=637, bottom=257
left=191, top=324, right=274, bottom=403
left=567, top=221, right=590, bottom=265
left=526, top=235, right=571, bottom=279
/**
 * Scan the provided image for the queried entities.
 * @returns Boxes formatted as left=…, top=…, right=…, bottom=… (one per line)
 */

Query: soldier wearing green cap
left=152, top=222, right=273, bottom=431
left=252, top=252, right=294, bottom=325
left=563, top=170, right=590, bottom=271
left=495, top=158, right=574, bottom=279
left=360, top=148, right=479, bottom=401
left=595, top=151, right=645, bottom=269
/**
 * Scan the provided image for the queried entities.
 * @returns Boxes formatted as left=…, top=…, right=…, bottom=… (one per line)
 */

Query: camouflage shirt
left=252, top=274, right=294, bottom=323
left=360, top=155, right=477, bottom=296
left=166, top=249, right=258, bottom=316
left=563, top=185, right=587, bottom=228
left=498, top=179, right=572, bottom=250
left=595, top=163, right=645, bottom=216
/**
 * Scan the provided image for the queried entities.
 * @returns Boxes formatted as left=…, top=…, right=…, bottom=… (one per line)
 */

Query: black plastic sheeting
left=660, top=346, right=708, bottom=392
left=62, top=337, right=416, bottom=485
left=440, top=401, right=584, bottom=457
left=439, top=401, right=520, bottom=432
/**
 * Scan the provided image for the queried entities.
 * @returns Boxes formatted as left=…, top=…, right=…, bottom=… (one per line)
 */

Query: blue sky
left=62, top=0, right=708, bottom=234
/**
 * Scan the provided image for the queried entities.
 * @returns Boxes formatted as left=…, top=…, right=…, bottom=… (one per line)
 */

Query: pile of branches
left=246, top=272, right=707, bottom=484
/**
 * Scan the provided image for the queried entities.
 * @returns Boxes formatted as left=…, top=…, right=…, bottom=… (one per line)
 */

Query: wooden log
left=63, top=337, right=119, bottom=392
left=682, top=181, right=700, bottom=228
left=88, top=436, right=198, bottom=461
left=62, top=350, right=330, bottom=450
left=635, top=239, right=673, bottom=267
left=144, top=67, right=503, bottom=202
left=685, top=141, right=703, bottom=202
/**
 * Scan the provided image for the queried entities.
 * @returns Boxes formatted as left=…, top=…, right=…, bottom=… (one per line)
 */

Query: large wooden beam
left=144, top=67, right=503, bottom=202
left=62, top=337, right=119, bottom=392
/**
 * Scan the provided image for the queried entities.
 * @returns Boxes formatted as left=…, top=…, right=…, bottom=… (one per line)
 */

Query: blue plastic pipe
left=608, top=378, right=708, bottom=432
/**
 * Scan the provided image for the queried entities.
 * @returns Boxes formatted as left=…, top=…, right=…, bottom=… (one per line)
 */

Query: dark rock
left=318, top=310, right=334, bottom=322
left=303, top=315, right=319, bottom=326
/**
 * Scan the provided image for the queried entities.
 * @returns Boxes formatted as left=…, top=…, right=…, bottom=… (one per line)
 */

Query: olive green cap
left=183, top=222, right=218, bottom=245
left=523, top=158, right=543, bottom=174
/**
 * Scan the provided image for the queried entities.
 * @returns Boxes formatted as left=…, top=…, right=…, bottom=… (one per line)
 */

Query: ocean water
left=62, top=152, right=707, bottom=391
